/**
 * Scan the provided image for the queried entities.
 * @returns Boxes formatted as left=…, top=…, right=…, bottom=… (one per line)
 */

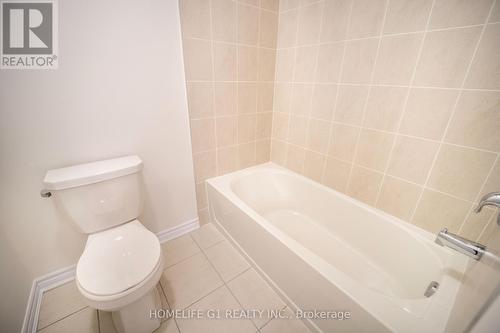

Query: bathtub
left=206, top=163, right=468, bottom=333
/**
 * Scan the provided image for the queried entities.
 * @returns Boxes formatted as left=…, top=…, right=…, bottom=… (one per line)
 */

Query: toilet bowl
left=43, top=156, right=164, bottom=333
left=76, top=220, right=164, bottom=332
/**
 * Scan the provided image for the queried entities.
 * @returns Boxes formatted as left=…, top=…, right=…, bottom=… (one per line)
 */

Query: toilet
left=43, top=156, right=164, bottom=333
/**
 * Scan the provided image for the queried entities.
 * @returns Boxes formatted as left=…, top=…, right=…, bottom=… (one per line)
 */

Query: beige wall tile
left=334, top=85, right=369, bottom=125
left=355, top=129, right=395, bottom=171
left=260, top=10, right=279, bottom=48
left=214, top=83, right=237, bottom=116
left=218, top=146, right=239, bottom=174
left=214, top=43, right=237, bottom=81
left=216, top=116, right=238, bottom=147
left=211, top=0, right=237, bottom=42
left=280, top=0, right=300, bottom=12
left=238, top=114, right=257, bottom=143
left=399, top=88, right=458, bottom=140
left=271, top=140, right=288, bottom=164
left=304, top=150, right=326, bottom=182
left=195, top=182, right=208, bottom=210
left=412, top=189, right=472, bottom=233
left=329, top=123, right=359, bottom=162
left=363, top=86, right=407, bottom=131
left=347, top=166, right=383, bottom=205
left=297, top=1, right=323, bottom=45
left=183, top=38, right=213, bottom=80
left=238, top=46, right=259, bottom=81
left=427, top=144, right=497, bottom=201
left=272, top=112, right=290, bottom=140
left=315, top=42, right=344, bottom=83
left=481, top=159, right=500, bottom=195
left=341, top=38, right=379, bottom=84
left=320, top=0, right=351, bottom=42
left=191, top=118, right=216, bottom=153
left=459, top=207, right=495, bottom=241
left=490, top=1, right=500, bottom=22
left=445, top=90, right=500, bottom=152
left=373, top=33, right=423, bottom=85
left=273, top=83, right=292, bottom=112
left=290, top=84, right=313, bottom=115
left=277, top=9, right=299, bottom=47
left=238, top=83, right=257, bottom=114
left=262, top=0, right=279, bottom=12
left=414, top=27, right=482, bottom=88
left=285, top=144, right=306, bottom=173
left=180, top=0, right=211, bottom=39
left=377, top=176, right=421, bottom=221
left=293, top=46, right=318, bottom=82
left=193, top=151, right=217, bottom=182
left=383, top=0, right=432, bottom=34
left=429, top=0, right=494, bottom=29
left=306, top=119, right=330, bottom=154
left=387, top=136, right=439, bottom=185
left=258, top=83, right=275, bottom=112
left=258, top=48, right=277, bottom=81
left=288, top=115, right=308, bottom=145
left=257, top=113, right=273, bottom=139
left=238, top=142, right=257, bottom=168
left=256, top=140, right=271, bottom=163
left=186, top=82, right=214, bottom=119
left=275, top=48, right=295, bottom=82
left=238, top=3, right=260, bottom=45
left=347, top=0, right=386, bottom=39
left=310, top=84, right=337, bottom=121
left=323, top=158, right=352, bottom=192
left=465, top=23, right=500, bottom=90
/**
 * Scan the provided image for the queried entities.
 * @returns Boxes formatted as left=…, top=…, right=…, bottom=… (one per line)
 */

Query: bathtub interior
left=230, top=169, right=446, bottom=300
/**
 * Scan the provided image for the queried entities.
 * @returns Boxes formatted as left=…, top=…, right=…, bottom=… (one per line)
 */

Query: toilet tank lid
left=43, top=155, right=143, bottom=190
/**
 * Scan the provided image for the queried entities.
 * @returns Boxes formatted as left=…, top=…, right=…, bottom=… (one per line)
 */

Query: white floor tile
left=38, top=307, right=98, bottom=333
left=162, top=234, right=201, bottom=268
left=160, top=253, right=223, bottom=309
left=227, top=269, right=286, bottom=328
left=190, top=223, right=225, bottom=250
left=204, top=240, right=250, bottom=282
left=176, top=286, right=256, bottom=333
left=37, top=281, right=87, bottom=330
left=260, top=308, right=311, bottom=333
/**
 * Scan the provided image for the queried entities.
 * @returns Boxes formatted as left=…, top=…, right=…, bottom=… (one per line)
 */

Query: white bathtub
left=206, top=163, right=467, bottom=333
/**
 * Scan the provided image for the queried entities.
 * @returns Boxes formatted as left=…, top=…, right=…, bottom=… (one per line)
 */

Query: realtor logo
left=1, top=0, right=58, bottom=69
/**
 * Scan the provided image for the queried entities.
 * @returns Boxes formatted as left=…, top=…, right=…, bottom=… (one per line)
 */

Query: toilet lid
left=76, top=220, right=161, bottom=296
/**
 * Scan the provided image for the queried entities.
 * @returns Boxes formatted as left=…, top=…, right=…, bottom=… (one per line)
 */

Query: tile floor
left=36, top=223, right=311, bottom=333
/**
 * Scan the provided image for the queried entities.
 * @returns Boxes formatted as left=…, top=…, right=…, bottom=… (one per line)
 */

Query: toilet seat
left=76, top=220, right=164, bottom=310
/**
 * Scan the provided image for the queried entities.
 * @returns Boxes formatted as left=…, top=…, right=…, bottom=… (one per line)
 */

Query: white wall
left=0, top=0, right=197, bottom=331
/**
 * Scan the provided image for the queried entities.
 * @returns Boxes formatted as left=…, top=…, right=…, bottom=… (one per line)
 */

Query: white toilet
left=43, top=156, right=164, bottom=333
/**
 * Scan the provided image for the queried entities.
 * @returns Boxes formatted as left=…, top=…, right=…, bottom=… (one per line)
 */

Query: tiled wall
left=270, top=0, right=500, bottom=239
left=179, top=0, right=279, bottom=222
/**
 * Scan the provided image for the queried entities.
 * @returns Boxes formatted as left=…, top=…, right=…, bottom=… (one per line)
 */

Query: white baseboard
left=21, top=218, right=199, bottom=333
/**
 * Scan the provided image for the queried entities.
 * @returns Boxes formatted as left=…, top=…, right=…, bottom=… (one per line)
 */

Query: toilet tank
left=43, top=156, right=144, bottom=234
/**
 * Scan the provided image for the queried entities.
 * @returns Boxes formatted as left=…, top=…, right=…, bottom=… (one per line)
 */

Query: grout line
left=302, top=0, right=326, bottom=175
left=409, top=0, right=498, bottom=225
left=373, top=0, right=437, bottom=208
left=197, top=245, right=260, bottom=331
left=344, top=0, right=391, bottom=196
left=273, top=21, right=499, bottom=48
left=283, top=0, right=302, bottom=171
left=36, top=306, right=89, bottom=332
left=272, top=138, right=483, bottom=206
left=320, top=1, right=354, bottom=185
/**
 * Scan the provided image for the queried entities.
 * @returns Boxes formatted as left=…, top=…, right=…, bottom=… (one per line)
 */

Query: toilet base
left=111, top=286, right=162, bottom=333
